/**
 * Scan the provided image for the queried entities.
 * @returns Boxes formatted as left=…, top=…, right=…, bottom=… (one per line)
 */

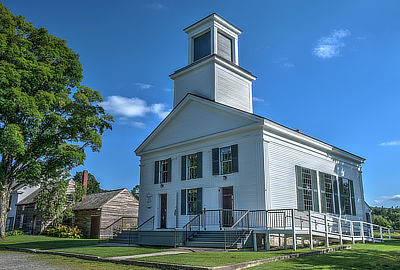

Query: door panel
left=90, top=216, right=100, bottom=239
left=222, top=186, right=233, bottom=227
left=160, top=194, right=167, bottom=229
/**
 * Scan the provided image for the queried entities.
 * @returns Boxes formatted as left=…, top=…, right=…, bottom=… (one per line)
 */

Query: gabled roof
left=73, top=189, right=129, bottom=211
left=17, top=189, right=40, bottom=205
left=135, top=94, right=365, bottom=163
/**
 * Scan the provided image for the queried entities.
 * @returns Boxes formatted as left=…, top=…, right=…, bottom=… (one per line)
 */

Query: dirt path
left=0, top=252, right=66, bottom=270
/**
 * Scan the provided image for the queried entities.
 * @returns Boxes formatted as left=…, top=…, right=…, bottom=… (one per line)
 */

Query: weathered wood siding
left=74, top=209, right=100, bottom=238
left=100, top=189, right=139, bottom=229
left=14, top=204, right=42, bottom=234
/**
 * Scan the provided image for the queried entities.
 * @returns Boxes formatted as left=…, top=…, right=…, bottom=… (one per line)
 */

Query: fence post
left=219, top=210, right=222, bottom=230
left=388, top=228, right=391, bottom=240
left=350, top=221, right=355, bottom=244
left=203, top=208, right=206, bottom=231
left=361, top=222, right=365, bottom=243
left=292, top=209, right=296, bottom=251
left=380, top=227, right=383, bottom=241
left=265, top=210, right=270, bottom=251
left=308, top=210, right=313, bottom=249
left=338, top=217, right=343, bottom=245
left=324, top=214, right=329, bottom=247
left=253, top=232, right=257, bottom=251
left=370, top=223, right=374, bottom=242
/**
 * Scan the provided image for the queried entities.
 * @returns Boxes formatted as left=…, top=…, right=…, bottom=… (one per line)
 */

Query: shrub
left=42, top=225, right=82, bottom=239
left=6, top=230, right=24, bottom=236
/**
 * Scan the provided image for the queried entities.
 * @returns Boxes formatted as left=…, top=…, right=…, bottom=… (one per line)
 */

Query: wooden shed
left=73, top=188, right=138, bottom=239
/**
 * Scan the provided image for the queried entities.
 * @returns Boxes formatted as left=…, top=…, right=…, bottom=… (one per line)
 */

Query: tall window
left=187, top=154, right=198, bottom=179
left=160, top=159, right=169, bottom=183
left=301, top=168, right=313, bottom=211
left=296, top=166, right=319, bottom=212
left=193, top=31, right=211, bottom=61
left=342, top=179, right=352, bottom=215
left=19, top=214, right=24, bottom=229
left=220, top=146, right=232, bottom=175
left=324, top=174, right=334, bottom=213
left=187, top=189, right=198, bottom=215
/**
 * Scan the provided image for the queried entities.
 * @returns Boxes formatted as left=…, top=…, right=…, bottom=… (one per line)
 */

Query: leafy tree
left=35, top=177, right=85, bottom=230
left=73, top=171, right=103, bottom=195
left=0, top=4, right=113, bottom=239
left=373, top=215, right=392, bottom=229
left=131, top=184, right=139, bottom=200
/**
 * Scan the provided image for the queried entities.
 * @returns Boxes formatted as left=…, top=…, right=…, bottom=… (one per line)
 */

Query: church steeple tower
left=170, top=14, right=256, bottom=113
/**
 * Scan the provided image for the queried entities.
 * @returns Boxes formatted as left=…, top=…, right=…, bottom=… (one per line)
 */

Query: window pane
left=160, top=159, right=169, bottom=183
left=187, top=154, right=198, bottom=179
left=187, top=189, right=198, bottom=215
left=194, top=32, right=211, bottom=61
left=301, top=168, right=313, bottom=211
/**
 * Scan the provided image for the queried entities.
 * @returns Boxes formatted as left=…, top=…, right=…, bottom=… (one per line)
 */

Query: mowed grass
left=0, top=235, right=103, bottom=251
left=250, top=240, right=400, bottom=269
left=135, top=246, right=339, bottom=267
left=54, top=246, right=168, bottom=258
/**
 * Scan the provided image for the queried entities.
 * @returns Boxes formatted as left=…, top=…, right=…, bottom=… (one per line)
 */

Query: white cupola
left=170, top=13, right=256, bottom=113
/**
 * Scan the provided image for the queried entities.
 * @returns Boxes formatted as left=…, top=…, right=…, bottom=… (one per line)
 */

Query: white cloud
left=272, top=57, right=295, bottom=68
left=147, top=2, right=164, bottom=9
left=134, top=82, right=153, bottom=90
left=383, top=195, right=400, bottom=202
left=373, top=200, right=383, bottom=205
left=132, top=121, right=146, bottom=129
left=252, top=97, right=264, bottom=102
left=380, top=140, right=400, bottom=146
left=101, top=96, right=169, bottom=119
left=313, top=29, right=351, bottom=59
left=164, top=88, right=173, bottom=92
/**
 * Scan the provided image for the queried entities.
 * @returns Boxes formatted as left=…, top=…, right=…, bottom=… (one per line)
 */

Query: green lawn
left=135, top=246, right=338, bottom=267
left=250, top=240, right=400, bottom=269
left=54, top=246, right=168, bottom=258
left=0, top=235, right=103, bottom=251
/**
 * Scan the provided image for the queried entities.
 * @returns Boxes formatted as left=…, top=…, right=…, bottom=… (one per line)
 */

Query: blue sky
left=4, top=0, right=400, bottom=207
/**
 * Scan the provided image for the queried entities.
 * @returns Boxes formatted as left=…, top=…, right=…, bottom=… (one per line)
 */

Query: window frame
left=220, top=146, right=233, bottom=175
left=186, top=153, right=198, bottom=180
left=342, top=178, right=353, bottom=215
left=159, top=159, right=169, bottom=183
left=193, top=30, right=211, bottom=62
left=301, top=167, right=314, bottom=211
left=187, top=188, right=198, bottom=215
left=323, top=173, right=335, bottom=214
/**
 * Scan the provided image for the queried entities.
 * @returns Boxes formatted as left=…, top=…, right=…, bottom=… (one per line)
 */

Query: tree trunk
left=0, top=184, right=11, bottom=240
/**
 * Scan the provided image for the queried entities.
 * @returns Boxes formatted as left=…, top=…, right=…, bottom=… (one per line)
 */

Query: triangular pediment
left=136, top=95, right=263, bottom=154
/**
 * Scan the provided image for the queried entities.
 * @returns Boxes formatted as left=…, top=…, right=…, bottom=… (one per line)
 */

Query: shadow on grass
left=1, top=239, right=102, bottom=250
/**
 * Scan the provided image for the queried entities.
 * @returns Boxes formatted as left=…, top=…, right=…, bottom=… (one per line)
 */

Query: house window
left=342, top=179, right=352, bottom=215
left=187, top=189, right=198, bottom=215
left=187, top=154, right=198, bottom=179
left=301, top=168, right=313, bottom=211
left=193, top=31, right=211, bottom=61
left=324, top=174, right=334, bottom=213
left=19, top=214, right=24, bottom=229
left=220, top=147, right=232, bottom=174
left=22, top=205, right=25, bottom=211
left=160, top=159, right=169, bottom=183
left=296, top=166, right=319, bottom=212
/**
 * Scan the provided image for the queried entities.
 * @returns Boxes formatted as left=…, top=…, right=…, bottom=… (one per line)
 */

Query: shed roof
left=73, top=189, right=126, bottom=211
left=17, top=189, right=40, bottom=205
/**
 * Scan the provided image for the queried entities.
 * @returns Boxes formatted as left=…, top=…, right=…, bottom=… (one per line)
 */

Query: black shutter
left=295, top=166, right=304, bottom=211
left=167, top=158, right=172, bottom=182
left=349, top=180, right=356, bottom=216
left=181, top=156, right=186, bottom=181
left=231, top=144, right=239, bottom=173
left=319, top=172, right=327, bottom=213
left=212, top=148, right=219, bottom=175
left=154, top=161, right=159, bottom=184
left=333, top=176, right=340, bottom=214
left=339, top=177, right=345, bottom=214
left=196, top=188, right=203, bottom=214
left=196, top=152, right=202, bottom=178
left=181, top=189, right=186, bottom=215
left=312, top=170, right=319, bottom=212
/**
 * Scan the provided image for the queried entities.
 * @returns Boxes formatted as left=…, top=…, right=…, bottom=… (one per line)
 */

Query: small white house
left=135, top=14, right=368, bottom=233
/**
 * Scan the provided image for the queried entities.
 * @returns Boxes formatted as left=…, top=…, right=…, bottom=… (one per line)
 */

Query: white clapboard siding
left=217, top=32, right=232, bottom=61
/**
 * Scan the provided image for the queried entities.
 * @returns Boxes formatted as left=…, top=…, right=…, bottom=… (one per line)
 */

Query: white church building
left=133, top=14, right=380, bottom=249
